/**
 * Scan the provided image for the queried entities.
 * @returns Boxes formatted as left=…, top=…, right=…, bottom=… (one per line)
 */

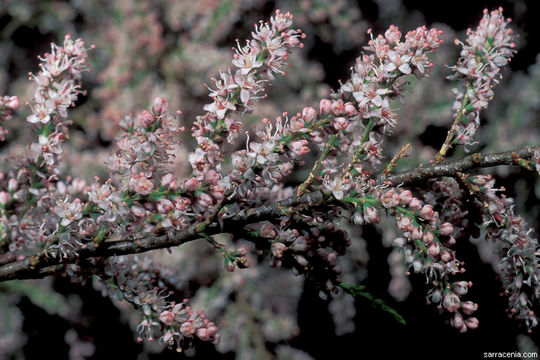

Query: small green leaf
left=340, top=282, right=407, bottom=325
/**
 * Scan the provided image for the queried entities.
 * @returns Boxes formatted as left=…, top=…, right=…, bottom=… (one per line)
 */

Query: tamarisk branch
left=0, top=146, right=537, bottom=283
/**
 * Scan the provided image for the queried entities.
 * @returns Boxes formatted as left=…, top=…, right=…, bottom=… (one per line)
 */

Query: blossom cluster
left=26, top=33, right=92, bottom=171
left=0, top=95, right=20, bottom=141
left=190, top=10, right=305, bottom=178
left=468, top=174, right=539, bottom=331
left=448, top=8, right=516, bottom=149
left=98, top=256, right=220, bottom=352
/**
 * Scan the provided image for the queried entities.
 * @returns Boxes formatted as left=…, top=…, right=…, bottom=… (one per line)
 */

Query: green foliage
left=340, top=282, right=407, bottom=326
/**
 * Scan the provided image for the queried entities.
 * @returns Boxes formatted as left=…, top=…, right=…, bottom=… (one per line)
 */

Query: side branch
left=0, top=192, right=325, bottom=282
left=382, top=145, right=539, bottom=186
left=0, top=145, right=536, bottom=282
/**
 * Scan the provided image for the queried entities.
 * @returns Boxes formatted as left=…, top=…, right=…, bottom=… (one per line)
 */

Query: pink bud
left=440, top=250, right=452, bottom=262
left=397, top=216, right=412, bottom=231
left=152, top=97, right=168, bottom=115
left=411, top=226, right=423, bottom=240
left=7, top=178, right=17, bottom=192
left=296, top=255, right=308, bottom=267
left=428, top=242, right=440, bottom=257
left=422, top=231, right=434, bottom=245
left=461, top=301, right=478, bottom=315
left=399, top=190, right=413, bottom=205
left=419, top=204, right=435, bottom=220
left=196, top=328, right=210, bottom=341
left=271, top=242, right=287, bottom=258
left=451, top=313, right=464, bottom=329
left=332, top=117, right=348, bottom=130
left=453, top=281, right=470, bottom=296
left=290, top=139, right=309, bottom=156
left=184, top=177, right=200, bottom=192
left=0, top=191, right=11, bottom=205
left=464, top=317, right=479, bottom=330
left=197, top=192, right=214, bottom=208
left=409, top=197, right=422, bottom=210
left=439, top=222, right=454, bottom=236
left=331, top=99, right=345, bottom=115
left=301, top=106, right=317, bottom=122
left=160, top=173, right=177, bottom=189
left=136, top=109, right=156, bottom=128
left=204, top=169, right=220, bottom=184
left=364, top=206, right=380, bottom=224
left=6, top=96, right=19, bottom=110
left=157, top=198, right=174, bottom=214
left=343, top=102, right=357, bottom=116
left=319, top=99, right=332, bottom=114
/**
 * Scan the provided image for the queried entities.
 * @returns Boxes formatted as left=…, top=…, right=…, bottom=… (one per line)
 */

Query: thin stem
left=434, top=84, right=471, bottom=163
left=385, top=143, right=411, bottom=176
left=297, top=134, right=337, bottom=196
left=346, top=117, right=375, bottom=174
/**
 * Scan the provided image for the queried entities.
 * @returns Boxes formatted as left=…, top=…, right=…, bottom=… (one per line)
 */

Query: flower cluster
left=0, top=95, right=19, bottom=141
left=448, top=8, right=516, bottom=149
left=342, top=186, right=479, bottom=331
left=190, top=10, right=305, bottom=178
left=98, top=256, right=220, bottom=352
left=25, top=34, right=92, bottom=171
left=468, top=174, right=539, bottom=331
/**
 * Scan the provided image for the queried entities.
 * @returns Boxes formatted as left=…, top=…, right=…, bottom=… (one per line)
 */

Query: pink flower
left=439, top=222, right=454, bottom=236
left=443, top=292, right=461, bottom=312
left=289, top=139, right=309, bottom=156
left=319, top=99, right=332, bottom=114
left=156, top=199, right=174, bottom=214
left=129, top=174, right=154, bottom=196
left=364, top=206, right=380, bottom=224
left=465, top=317, right=479, bottom=330
left=301, top=106, right=317, bottom=122
left=6, top=96, right=19, bottom=110
left=461, top=301, right=478, bottom=315
left=428, top=243, right=440, bottom=257
left=184, top=178, right=200, bottom=192
left=419, top=204, right=435, bottom=220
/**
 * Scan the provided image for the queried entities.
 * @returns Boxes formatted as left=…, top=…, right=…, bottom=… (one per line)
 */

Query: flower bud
left=428, top=242, right=441, bottom=257
left=332, top=117, right=348, bottom=130
left=343, top=102, right=357, bottom=116
left=409, top=197, right=422, bottom=210
left=319, top=99, right=332, bottom=114
left=136, top=109, right=156, bottom=128
left=464, top=317, right=479, bottom=330
left=0, top=191, right=11, bottom=205
left=422, top=231, right=434, bottom=245
left=439, top=222, right=454, bottom=236
left=184, top=177, right=200, bottom=192
left=461, top=301, right=478, bottom=315
left=6, top=96, right=19, bottom=110
left=8, top=178, right=17, bottom=192
left=419, top=204, right=435, bottom=220
left=399, top=190, right=413, bottom=205
left=443, top=292, right=460, bottom=312
left=331, top=99, right=344, bottom=115
left=157, top=198, right=174, bottom=214
left=271, top=242, right=287, bottom=258
left=152, top=97, right=168, bottom=115
left=301, top=106, right=317, bottom=122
